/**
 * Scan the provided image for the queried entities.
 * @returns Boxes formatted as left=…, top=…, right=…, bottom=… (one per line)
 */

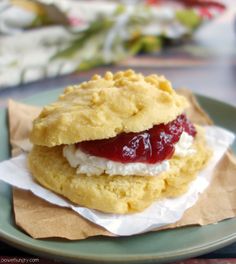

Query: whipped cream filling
left=63, top=131, right=195, bottom=177
left=174, top=131, right=196, bottom=157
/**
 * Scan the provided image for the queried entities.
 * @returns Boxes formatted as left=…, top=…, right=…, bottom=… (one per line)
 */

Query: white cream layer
left=63, top=132, right=195, bottom=177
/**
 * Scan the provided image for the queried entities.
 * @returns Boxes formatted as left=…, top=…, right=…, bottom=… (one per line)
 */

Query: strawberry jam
left=77, top=114, right=196, bottom=164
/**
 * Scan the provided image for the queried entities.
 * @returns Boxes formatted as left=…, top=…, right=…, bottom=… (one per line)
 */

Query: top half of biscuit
left=30, top=70, right=189, bottom=147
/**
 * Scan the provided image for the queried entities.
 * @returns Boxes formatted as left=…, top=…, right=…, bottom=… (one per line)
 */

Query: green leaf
left=52, top=17, right=113, bottom=59
left=127, top=36, right=162, bottom=55
left=176, top=9, right=202, bottom=30
left=77, top=57, right=107, bottom=71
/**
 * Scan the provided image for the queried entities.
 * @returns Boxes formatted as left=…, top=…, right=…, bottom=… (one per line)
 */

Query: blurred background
left=0, top=0, right=235, bottom=105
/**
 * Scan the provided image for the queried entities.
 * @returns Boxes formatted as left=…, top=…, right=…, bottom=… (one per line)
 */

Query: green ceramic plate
left=0, top=89, right=236, bottom=264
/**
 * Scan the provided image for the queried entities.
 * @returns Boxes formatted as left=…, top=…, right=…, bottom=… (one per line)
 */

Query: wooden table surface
left=0, top=4, right=236, bottom=264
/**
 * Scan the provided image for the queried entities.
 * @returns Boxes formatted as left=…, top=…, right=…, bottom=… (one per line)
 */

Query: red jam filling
left=76, top=114, right=196, bottom=164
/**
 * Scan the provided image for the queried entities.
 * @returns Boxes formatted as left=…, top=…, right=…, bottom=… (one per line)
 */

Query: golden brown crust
left=28, top=127, right=211, bottom=214
left=30, top=70, right=188, bottom=147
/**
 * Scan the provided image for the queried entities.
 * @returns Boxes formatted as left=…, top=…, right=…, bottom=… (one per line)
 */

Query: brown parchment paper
left=7, top=89, right=236, bottom=240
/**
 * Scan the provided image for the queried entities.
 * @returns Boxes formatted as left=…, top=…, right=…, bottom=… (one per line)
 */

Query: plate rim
left=0, top=225, right=236, bottom=263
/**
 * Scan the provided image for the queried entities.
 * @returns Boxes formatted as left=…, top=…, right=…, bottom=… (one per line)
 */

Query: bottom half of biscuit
left=28, top=127, right=212, bottom=214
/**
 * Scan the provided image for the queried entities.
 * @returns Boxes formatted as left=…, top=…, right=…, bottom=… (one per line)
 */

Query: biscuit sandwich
left=28, top=70, right=211, bottom=214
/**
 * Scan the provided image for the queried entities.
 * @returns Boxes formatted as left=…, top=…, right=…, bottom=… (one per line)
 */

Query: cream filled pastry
left=28, top=70, right=211, bottom=214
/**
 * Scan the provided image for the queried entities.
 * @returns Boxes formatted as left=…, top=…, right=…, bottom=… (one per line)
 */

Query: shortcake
left=28, top=70, right=211, bottom=214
